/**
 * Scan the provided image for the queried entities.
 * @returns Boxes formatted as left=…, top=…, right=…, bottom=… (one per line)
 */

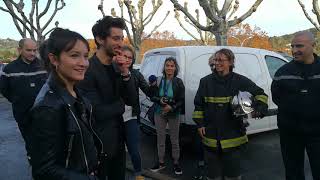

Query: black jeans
left=279, top=129, right=320, bottom=180
left=97, top=148, right=126, bottom=180
left=16, top=116, right=31, bottom=157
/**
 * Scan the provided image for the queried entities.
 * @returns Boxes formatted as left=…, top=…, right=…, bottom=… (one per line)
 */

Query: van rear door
left=260, top=52, right=288, bottom=129
left=233, top=52, right=271, bottom=133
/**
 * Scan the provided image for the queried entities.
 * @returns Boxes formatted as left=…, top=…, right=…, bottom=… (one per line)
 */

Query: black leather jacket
left=29, top=75, right=101, bottom=180
left=130, top=69, right=153, bottom=118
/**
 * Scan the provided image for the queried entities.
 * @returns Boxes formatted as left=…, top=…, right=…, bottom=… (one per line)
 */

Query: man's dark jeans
left=125, top=119, right=142, bottom=175
left=280, top=129, right=320, bottom=180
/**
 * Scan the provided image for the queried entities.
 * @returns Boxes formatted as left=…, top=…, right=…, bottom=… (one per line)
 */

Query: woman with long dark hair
left=149, top=57, right=185, bottom=175
left=29, top=28, right=102, bottom=180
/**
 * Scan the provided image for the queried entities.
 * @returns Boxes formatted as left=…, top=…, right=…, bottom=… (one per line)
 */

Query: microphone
left=148, top=75, right=157, bottom=84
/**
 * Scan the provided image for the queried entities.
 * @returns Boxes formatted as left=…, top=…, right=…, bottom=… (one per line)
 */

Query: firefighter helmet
left=231, top=91, right=254, bottom=117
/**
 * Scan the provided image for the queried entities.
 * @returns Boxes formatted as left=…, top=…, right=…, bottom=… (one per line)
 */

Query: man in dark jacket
left=77, top=16, right=136, bottom=180
left=193, top=48, right=268, bottom=180
left=271, top=31, right=320, bottom=180
left=0, top=38, right=47, bottom=157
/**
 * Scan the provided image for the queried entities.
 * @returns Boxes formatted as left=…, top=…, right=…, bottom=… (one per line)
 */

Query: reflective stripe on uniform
left=220, top=135, right=248, bottom=148
left=309, top=74, right=320, bottom=80
left=202, top=135, right=248, bottom=149
left=254, top=95, right=268, bottom=104
left=1, top=70, right=47, bottom=77
left=273, top=75, right=303, bottom=81
left=192, top=111, right=204, bottom=118
left=204, top=96, right=232, bottom=103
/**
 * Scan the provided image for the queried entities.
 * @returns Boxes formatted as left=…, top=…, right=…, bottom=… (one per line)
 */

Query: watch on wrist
left=121, top=71, right=131, bottom=79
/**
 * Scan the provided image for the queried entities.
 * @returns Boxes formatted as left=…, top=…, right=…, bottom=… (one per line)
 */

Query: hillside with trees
left=2, top=27, right=320, bottom=64
left=0, top=38, right=18, bottom=63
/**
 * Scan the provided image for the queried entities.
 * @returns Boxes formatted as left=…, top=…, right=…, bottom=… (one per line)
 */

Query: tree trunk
left=134, top=47, right=141, bottom=63
left=214, top=31, right=228, bottom=46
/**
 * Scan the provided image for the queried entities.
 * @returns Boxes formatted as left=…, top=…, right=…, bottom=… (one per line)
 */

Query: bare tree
left=99, top=0, right=170, bottom=62
left=174, top=2, right=214, bottom=45
left=170, top=0, right=263, bottom=46
left=0, top=0, right=65, bottom=44
left=298, top=0, right=320, bottom=31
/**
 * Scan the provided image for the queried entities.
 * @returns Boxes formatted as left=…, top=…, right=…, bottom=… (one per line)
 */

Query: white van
left=138, top=46, right=288, bottom=135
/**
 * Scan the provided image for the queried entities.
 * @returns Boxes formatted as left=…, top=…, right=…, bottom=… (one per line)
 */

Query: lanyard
left=162, top=78, right=172, bottom=97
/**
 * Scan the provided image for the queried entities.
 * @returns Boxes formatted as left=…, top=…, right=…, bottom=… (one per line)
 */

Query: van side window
left=264, top=56, right=287, bottom=79
left=140, top=55, right=176, bottom=79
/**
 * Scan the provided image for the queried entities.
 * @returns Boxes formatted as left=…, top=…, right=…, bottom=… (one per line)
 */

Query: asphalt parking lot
left=0, top=97, right=313, bottom=180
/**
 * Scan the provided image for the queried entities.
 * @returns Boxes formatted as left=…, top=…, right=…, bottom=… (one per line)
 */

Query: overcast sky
left=0, top=0, right=316, bottom=40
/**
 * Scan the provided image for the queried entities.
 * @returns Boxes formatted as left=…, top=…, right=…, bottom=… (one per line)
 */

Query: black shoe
left=173, top=163, right=183, bottom=175
left=192, top=165, right=205, bottom=180
left=150, top=162, right=166, bottom=172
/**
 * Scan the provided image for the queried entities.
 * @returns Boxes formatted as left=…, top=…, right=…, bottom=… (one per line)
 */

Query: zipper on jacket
left=65, top=134, right=74, bottom=168
left=68, top=104, right=90, bottom=174
left=88, top=105, right=105, bottom=157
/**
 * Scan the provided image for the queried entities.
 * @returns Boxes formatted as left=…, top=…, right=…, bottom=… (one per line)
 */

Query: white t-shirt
left=123, top=105, right=137, bottom=122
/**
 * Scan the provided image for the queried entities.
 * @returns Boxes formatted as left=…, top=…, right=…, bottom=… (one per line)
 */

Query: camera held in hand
left=161, top=96, right=175, bottom=106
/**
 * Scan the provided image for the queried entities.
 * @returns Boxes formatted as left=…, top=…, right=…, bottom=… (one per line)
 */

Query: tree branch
left=174, top=9, right=207, bottom=45
left=210, top=0, right=219, bottom=14
left=198, top=0, right=220, bottom=23
left=144, top=10, right=169, bottom=40
left=38, top=0, right=53, bottom=19
left=124, top=0, right=138, bottom=46
left=298, top=0, right=320, bottom=31
left=98, top=0, right=105, bottom=16
left=143, top=0, right=162, bottom=25
left=2, top=1, right=34, bottom=38
left=138, top=0, right=146, bottom=25
left=170, top=0, right=210, bottom=31
left=41, top=0, right=65, bottom=33
left=312, top=0, right=320, bottom=28
left=227, top=0, right=239, bottom=20
left=5, top=0, right=39, bottom=34
left=229, top=0, right=263, bottom=27
left=219, top=0, right=233, bottom=18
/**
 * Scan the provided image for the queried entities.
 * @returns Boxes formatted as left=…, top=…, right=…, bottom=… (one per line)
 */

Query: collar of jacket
left=47, top=73, right=79, bottom=106
left=212, top=71, right=233, bottom=83
left=17, top=55, right=39, bottom=65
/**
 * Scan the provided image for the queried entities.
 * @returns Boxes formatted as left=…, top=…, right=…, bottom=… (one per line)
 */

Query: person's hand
left=113, top=50, right=131, bottom=75
left=162, top=104, right=172, bottom=113
left=197, top=127, right=206, bottom=138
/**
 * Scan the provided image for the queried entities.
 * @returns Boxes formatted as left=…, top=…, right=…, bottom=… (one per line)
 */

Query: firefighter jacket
left=0, top=56, right=47, bottom=123
left=271, top=54, right=320, bottom=134
left=193, top=72, right=268, bottom=150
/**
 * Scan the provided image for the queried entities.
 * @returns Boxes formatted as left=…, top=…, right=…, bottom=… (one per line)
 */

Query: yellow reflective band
left=220, top=135, right=248, bottom=148
left=255, top=95, right=268, bottom=104
left=193, top=111, right=204, bottom=119
left=202, top=136, right=218, bottom=147
left=202, top=135, right=248, bottom=149
left=204, top=96, right=232, bottom=103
